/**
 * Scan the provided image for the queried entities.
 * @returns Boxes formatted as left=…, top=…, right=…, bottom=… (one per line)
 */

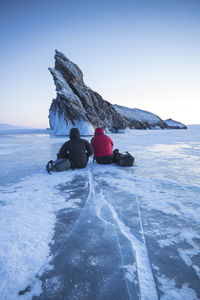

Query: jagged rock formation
left=48, top=50, right=187, bottom=135
left=48, top=50, right=127, bottom=135
left=165, top=119, right=187, bottom=129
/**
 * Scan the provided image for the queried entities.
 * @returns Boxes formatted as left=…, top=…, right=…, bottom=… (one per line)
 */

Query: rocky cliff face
left=48, top=50, right=187, bottom=135
left=48, top=50, right=127, bottom=135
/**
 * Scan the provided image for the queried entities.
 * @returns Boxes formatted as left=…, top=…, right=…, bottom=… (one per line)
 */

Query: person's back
left=58, top=128, right=93, bottom=168
left=91, top=127, right=114, bottom=164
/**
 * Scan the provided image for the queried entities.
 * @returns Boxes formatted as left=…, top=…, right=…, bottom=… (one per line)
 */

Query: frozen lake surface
left=0, top=126, right=200, bottom=299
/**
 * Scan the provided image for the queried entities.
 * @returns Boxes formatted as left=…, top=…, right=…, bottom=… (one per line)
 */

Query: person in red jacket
left=91, top=127, right=114, bottom=164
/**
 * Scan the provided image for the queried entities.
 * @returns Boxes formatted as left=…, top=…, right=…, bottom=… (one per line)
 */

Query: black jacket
left=58, top=128, right=93, bottom=169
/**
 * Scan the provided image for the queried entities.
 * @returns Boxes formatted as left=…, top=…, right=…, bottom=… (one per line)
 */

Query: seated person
left=91, top=127, right=114, bottom=164
left=58, top=128, right=93, bottom=169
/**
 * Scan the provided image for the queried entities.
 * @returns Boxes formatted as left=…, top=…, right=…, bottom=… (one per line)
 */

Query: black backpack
left=46, top=158, right=71, bottom=174
left=113, top=149, right=135, bottom=167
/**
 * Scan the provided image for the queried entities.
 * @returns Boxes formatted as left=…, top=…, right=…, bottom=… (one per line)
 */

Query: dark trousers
left=95, top=154, right=114, bottom=164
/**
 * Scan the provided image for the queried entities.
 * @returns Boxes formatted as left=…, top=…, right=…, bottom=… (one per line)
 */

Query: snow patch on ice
left=158, top=275, right=198, bottom=300
left=88, top=255, right=99, bottom=266
left=0, top=170, right=86, bottom=299
left=44, top=276, right=62, bottom=293
left=177, top=231, right=200, bottom=278
left=123, top=263, right=137, bottom=283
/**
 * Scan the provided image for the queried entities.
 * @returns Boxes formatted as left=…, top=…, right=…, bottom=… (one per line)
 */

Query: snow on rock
left=114, top=105, right=168, bottom=129
left=49, top=68, right=83, bottom=107
left=165, top=118, right=187, bottom=129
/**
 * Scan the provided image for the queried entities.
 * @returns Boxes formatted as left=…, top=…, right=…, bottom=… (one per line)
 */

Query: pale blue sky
left=1, top=0, right=200, bottom=127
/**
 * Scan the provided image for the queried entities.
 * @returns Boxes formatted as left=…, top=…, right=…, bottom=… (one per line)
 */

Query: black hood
left=70, top=128, right=80, bottom=139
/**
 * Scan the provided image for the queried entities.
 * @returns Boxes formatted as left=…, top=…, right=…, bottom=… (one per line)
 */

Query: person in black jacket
left=58, top=128, right=93, bottom=169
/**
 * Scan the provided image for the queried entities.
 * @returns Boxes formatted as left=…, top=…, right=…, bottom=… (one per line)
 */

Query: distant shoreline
left=0, top=128, right=52, bottom=135
left=0, top=124, right=199, bottom=136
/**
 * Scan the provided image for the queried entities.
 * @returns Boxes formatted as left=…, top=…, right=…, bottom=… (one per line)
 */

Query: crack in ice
left=89, top=168, right=158, bottom=300
left=53, top=172, right=93, bottom=257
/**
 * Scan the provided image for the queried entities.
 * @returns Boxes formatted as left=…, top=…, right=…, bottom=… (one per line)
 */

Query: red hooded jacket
left=91, top=128, right=113, bottom=157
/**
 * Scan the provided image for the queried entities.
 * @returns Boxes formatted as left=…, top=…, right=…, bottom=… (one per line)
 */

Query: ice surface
left=0, top=125, right=200, bottom=299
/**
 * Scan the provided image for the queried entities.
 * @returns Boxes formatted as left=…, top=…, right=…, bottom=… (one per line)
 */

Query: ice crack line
left=90, top=170, right=158, bottom=300
left=101, top=194, right=158, bottom=300
left=88, top=169, right=132, bottom=300
left=53, top=170, right=94, bottom=257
